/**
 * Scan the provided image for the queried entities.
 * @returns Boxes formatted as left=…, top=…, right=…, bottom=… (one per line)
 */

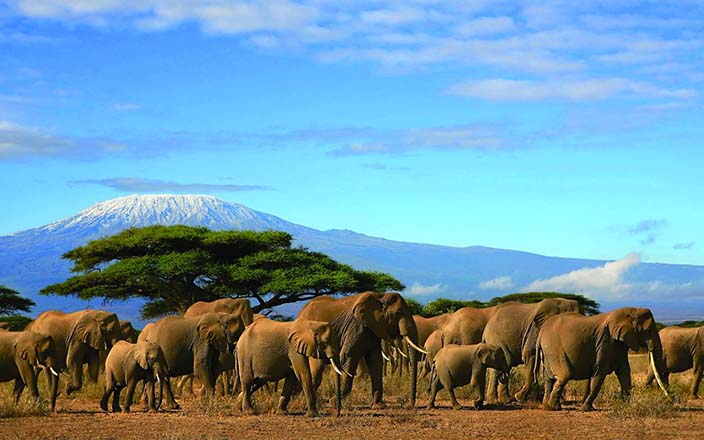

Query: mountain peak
left=21, top=194, right=305, bottom=237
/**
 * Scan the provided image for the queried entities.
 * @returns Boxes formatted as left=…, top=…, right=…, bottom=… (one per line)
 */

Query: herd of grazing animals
left=1, top=292, right=702, bottom=417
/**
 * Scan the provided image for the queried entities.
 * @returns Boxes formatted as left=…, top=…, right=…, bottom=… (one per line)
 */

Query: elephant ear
left=533, top=300, right=563, bottom=327
left=198, top=317, right=228, bottom=352
left=134, top=343, right=149, bottom=370
left=288, top=320, right=323, bottom=358
left=14, top=335, right=38, bottom=365
left=69, top=317, right=105, bottom=351
left=477, top=345, right=492, bottom=365
left=609, top=311, right=639, bottom=351
left=352, top=294, right=390, bottom=340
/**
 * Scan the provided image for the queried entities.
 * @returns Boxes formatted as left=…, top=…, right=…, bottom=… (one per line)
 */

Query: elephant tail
left=533, top=341, right=544, bottom=387
left=427, top=361, right=438, bottom=394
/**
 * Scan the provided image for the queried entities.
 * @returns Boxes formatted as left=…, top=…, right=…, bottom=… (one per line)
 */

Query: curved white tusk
left=50, top=367, right=59, bottom=377
left=395, top=346, right=408, bottom=359
left=329, top=358, right=344, bottom=376
left=649, top=350, right=670, bottom=399
left=156, top=373, right=161, bottom=383
left=405, top=336, right=429, bottom=355
left=381, top=350, right=391, bottom=362
left=104, top=341, right=108, bottom=350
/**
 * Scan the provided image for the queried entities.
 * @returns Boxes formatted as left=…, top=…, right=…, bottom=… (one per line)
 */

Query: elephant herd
left=0, top=292, right=702, bottom=418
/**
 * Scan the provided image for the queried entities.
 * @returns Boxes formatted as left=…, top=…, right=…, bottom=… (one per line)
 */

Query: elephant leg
left=162, top=378, right=180, bottom=410
left=145, top=380, right=157, bottom=412
left=112, top=385, right=123, bottom=412
left=87, top=350, right=100, bottom=383
left=497, top=370, right=512, bottom=403
left=485, top=368, right=499, bottom=403
left=12, top=378, right=25, bottom=404
left=124, top=378, right=139, bottom=413
left=366, top=350, right=385, bottom=409
left=19, top=363, right=39, bottom=400
left=516, top=357, right=535, bottom=402
left=291, top=354, right=318, bottom=417
left=614, top=361, right=632, bottom=399
left=580, top=379, right=591, bottom=404
left=472, top=370, right=486, bottom=410
left=276, top=375, right=301, bottom=416
left=581, top=375, right=606, bottom=411
left=448, top=386, right=461, bottom=410
left=427, top=375, right=442, bottom=409
left=101, top=375, right=115, bottom=412
left=542, top=377, right=555, bottom=408
left=546, top=377, right=569, bottom=411
left=689, top=360, right=703, bottom=399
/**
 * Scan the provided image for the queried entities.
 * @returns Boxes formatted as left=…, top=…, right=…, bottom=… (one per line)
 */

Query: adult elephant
left=414, top=314, right=452, bottom=348
left=645, top=325, right=703, bottom=400
left=26, top=309, right=124, bottom=410
left=184, top=298, right=254, bottom=326
left=238, top=317, right=348, bottom=416
left=138, top=312, right=244, bottom=409
left=482, top=298, right=581, bottom=402
left=439, top=306, right=500, bottom=346
left=298, top=291, right=426, bottom=408
left=537, top=307, right=668, bottom=411
left=0, top=330, right=58, bottom=403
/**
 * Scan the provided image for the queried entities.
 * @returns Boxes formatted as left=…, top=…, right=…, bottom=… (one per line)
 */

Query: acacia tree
left=41, top=225, right=404, bottom=318
left=0, top=285, right=35, bottom=316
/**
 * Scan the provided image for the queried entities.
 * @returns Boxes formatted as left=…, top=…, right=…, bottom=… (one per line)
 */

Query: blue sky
left=1, top=0, right=702, bottom=265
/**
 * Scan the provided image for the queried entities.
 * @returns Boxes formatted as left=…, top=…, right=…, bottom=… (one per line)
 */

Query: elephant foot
left=543, top=401, right=559, bottom=411
left=580, top=403, right=595, bottom=412
left=371, top=401, right=387, bottom=410
left=164, top=401, right=181, bottom=410
left=100, top=399, right=108, bottom=412
left=112, top=405, right=122, bottom=413
left=243, top=406, right=257, bottom=416
left=306, top=410, right=320, bottom=418
left=123, top=406, right=131, bottom=414
left=515, top=389, right=531, bottom=402
left=473, top=399, right=484, bottom=410
left=687, top=394, right=699, bottom=401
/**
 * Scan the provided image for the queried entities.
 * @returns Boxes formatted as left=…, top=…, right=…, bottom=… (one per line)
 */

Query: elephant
left=645, top=325, right=703, bottom=399
left=427, top=343, right=510, bottom=410
left=138, top=312, right=245, bottom=409
left=298, top=291, right=427, bottom=408
left=26, top=309, right=124, bottom=410
left=482, top=298, right=581, bottom=403
left=120, top=320, right=140, bottom=343
left=101, top=340, right=169, bottom=413
left=238, top=317, right=349, bottom=417
left=536, top=307, right=668, bottom=411
left=0, top=330, right=58, bottom=403
left=414, top=314, right=451, bottom=348
left=184, top=298, right=254, bottom=326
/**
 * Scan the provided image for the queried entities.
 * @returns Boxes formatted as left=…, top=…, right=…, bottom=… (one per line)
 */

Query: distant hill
left=1, top=194, right=702, bottom=325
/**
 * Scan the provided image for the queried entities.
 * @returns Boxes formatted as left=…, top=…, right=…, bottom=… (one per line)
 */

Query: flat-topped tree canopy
left=41, top=225, right=404, bottom=319
left=0, top=285, right=35, bottom=316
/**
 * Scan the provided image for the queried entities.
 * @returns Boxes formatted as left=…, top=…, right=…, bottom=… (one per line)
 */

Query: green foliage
left=673, top=320, right=704, bottom=328
left=420, top=298, right=487, bottom=317
left=404, top=298, right=423, bottom=316
left=487, top=292, right=601, bottom=315
left=0, top=315, right=33, bottom=331
left=0, top=285, right=35, bottom=316
left=41, top=225, right=403, bottom=319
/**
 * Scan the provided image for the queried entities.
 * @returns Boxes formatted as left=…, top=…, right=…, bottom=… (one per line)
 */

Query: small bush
left=607, top=386, right=677, bottom=419
left=0, top=392, right=49, bottom=418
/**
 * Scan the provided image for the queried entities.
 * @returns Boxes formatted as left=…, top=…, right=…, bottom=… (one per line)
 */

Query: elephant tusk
left=104, top=341, right=108, bottom=350
left=156, top=373, right=161, bottom=383
left=395, top=346, right=408, bottom=359
left=50, top=367, right=59, bottom=377
left=649, top=350, right=670, bottom=399
left=329, top=358, right=345, bottom=377
left=405, top=335, right=429, bottom=355
left=381, top=350, right=391, bottom=362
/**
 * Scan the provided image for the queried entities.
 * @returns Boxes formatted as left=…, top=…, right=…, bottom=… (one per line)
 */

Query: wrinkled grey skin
left=0, top=330, right=58, bottom=403
left=482, top=298, right=581, bottom=403
left=427, top=343, right=510, bottom=410
left=645, top=325, right=704, bottom=399
left=237, top=317, right=344, bottom=417
left=26, top=309, right=124, bottom=411
left=536, top=307, right=665, bottom=411
left=138, top=313, right=244, bottom=409
left=101, top=340, right=169, bottom=413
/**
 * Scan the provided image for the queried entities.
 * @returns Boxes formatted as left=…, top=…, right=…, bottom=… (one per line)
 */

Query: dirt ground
left=2, top=394, right=704, bottom=440
left=2, top=354, right=704, bottom=440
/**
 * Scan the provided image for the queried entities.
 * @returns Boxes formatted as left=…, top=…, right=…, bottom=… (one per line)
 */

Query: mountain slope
left=1, top=194, right=703, bottom=324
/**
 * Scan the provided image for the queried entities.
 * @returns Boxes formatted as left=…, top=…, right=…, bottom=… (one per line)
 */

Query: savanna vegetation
left=0, top=284, right=35, bottom=330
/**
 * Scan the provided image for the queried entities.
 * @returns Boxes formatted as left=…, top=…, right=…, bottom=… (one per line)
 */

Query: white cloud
left=525, top=253, right=640, bottom=299
left=447, top=78, right=696, bottom=101
left=455, top=16, right=516, bottom=36
left=479, top=276, right=514, bottom=290
left=406, top=282, right=446, bottom=296
left=360, top=7, right=427, bottom=26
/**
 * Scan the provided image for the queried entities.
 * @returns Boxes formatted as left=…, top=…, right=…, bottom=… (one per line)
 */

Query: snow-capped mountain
left=1, top=194, right=703, bottom=325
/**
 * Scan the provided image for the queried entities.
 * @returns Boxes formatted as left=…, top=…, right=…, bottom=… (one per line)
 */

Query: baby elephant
left=101, top=340, right=168, bottom=413
left=428, top=343, right=509, bottom=410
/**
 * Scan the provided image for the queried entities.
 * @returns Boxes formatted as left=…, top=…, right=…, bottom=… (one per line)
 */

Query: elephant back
left=184, top=298, right=253, bottom=325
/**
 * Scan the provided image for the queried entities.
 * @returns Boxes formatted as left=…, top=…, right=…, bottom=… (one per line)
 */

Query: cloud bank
left=71, top=177, right=273, bottom=193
